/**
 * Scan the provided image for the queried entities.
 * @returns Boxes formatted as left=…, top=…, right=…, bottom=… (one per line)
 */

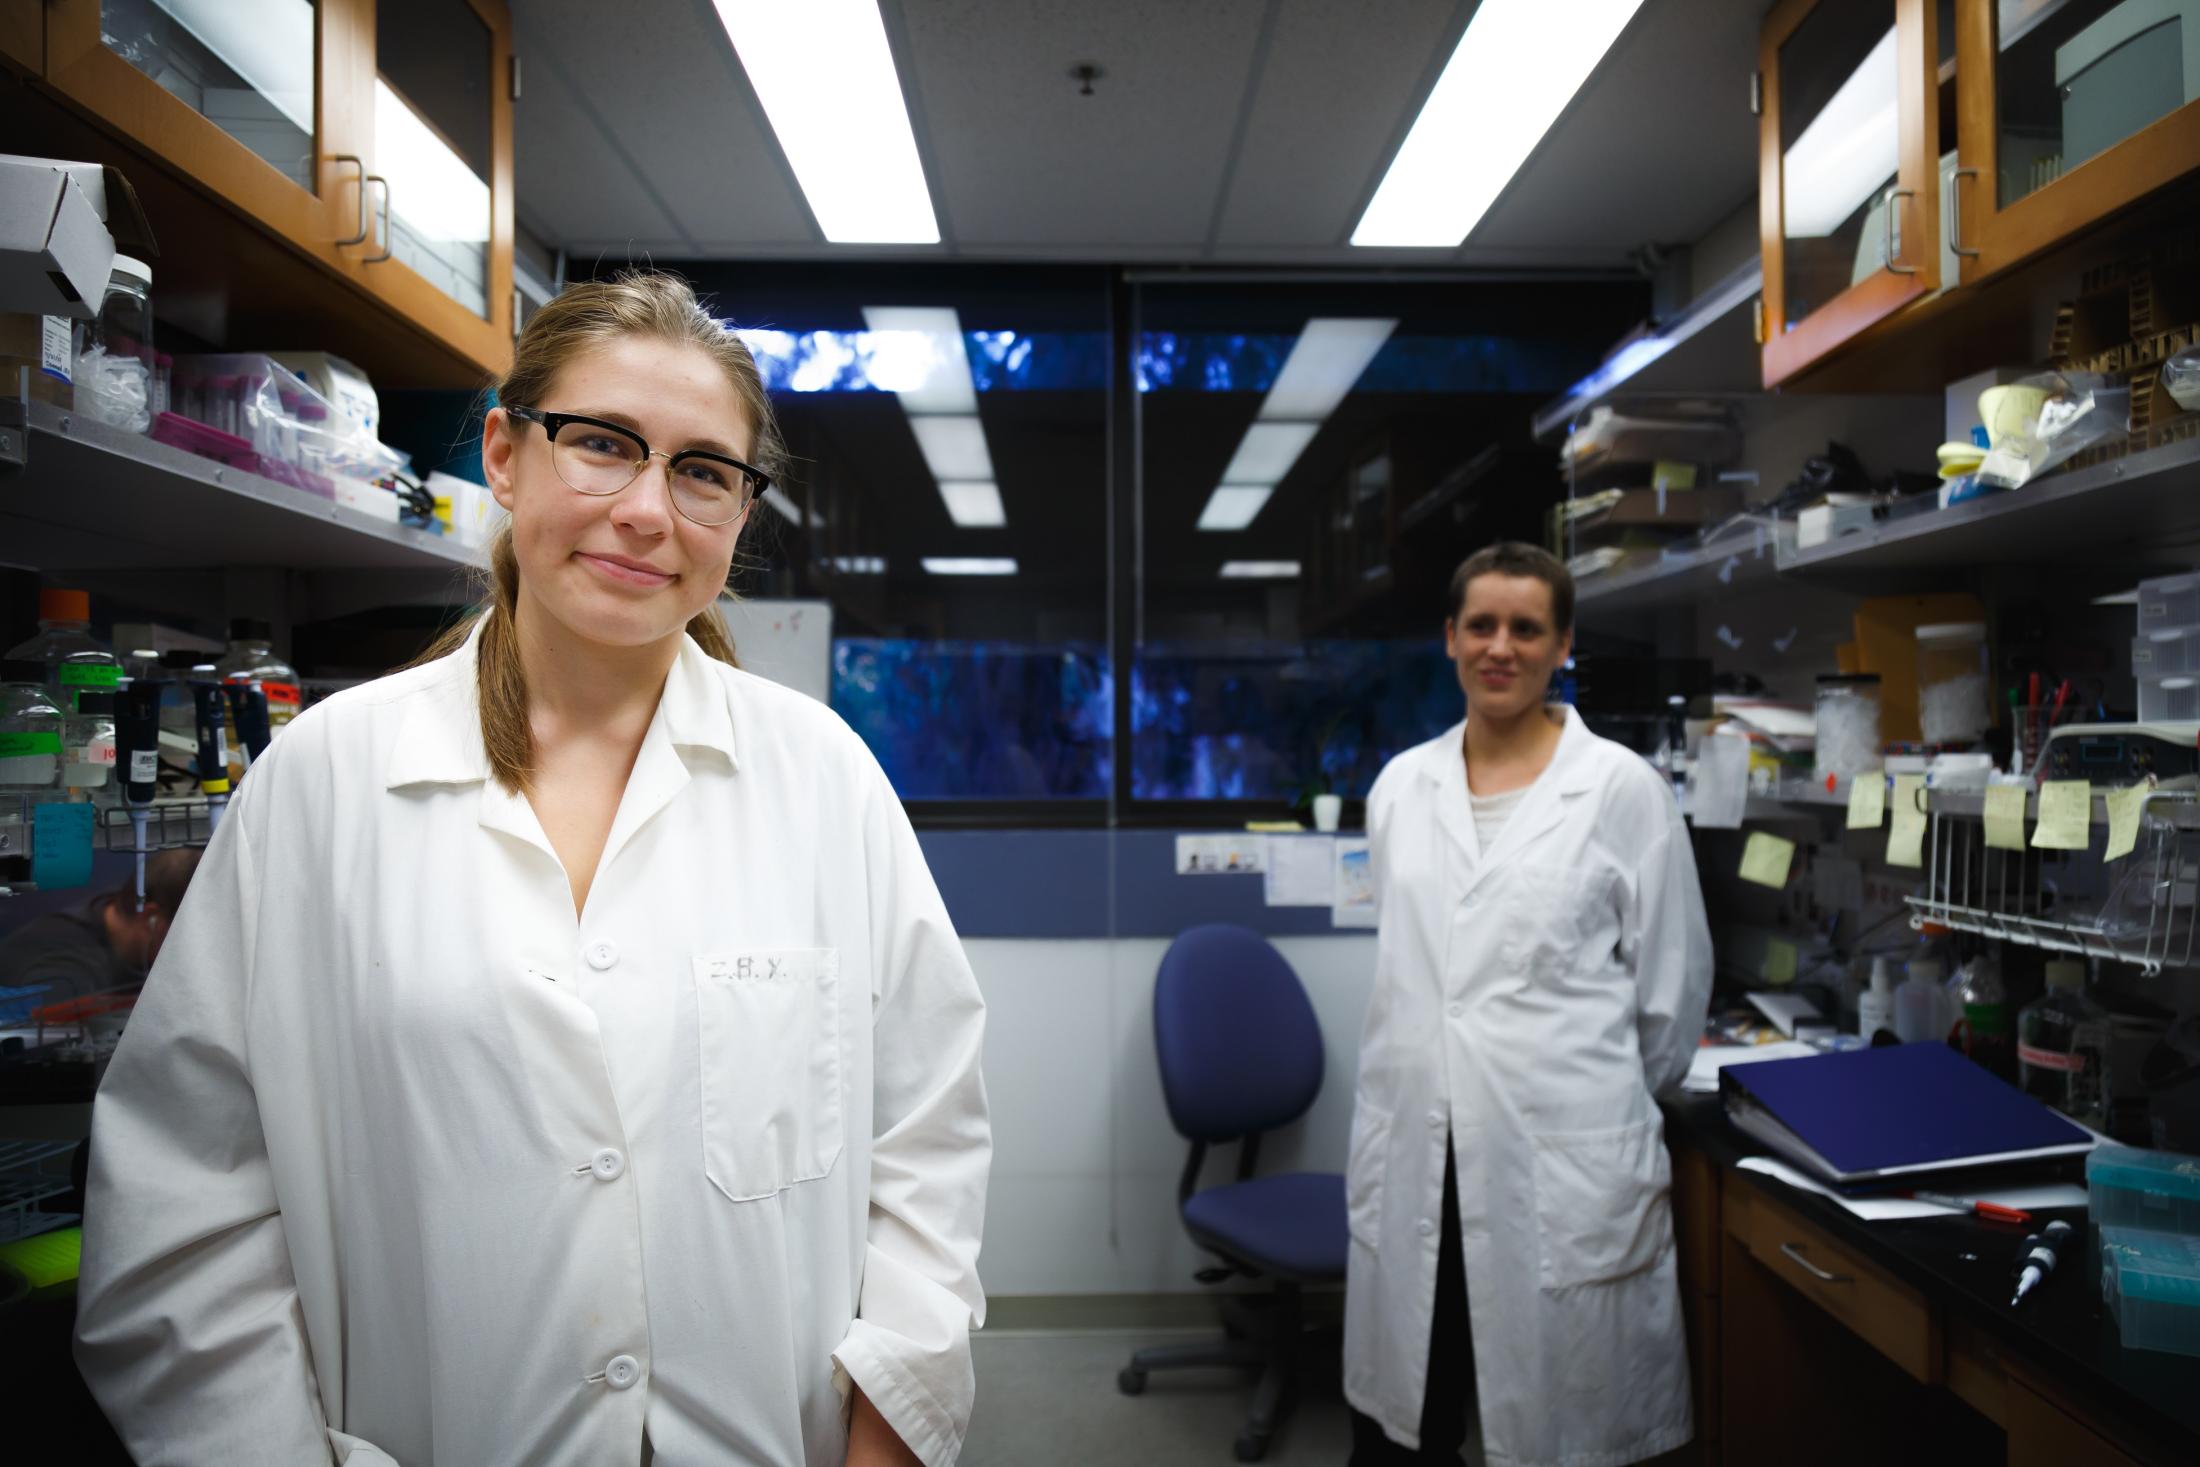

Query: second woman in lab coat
left=75, top=272, right=990, bottom=1467
left=1345, top=542, right=1712, bottom=1467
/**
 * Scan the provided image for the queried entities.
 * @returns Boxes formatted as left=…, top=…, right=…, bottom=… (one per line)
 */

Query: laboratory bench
left=1662, top=1093, right=2199, bottom=1466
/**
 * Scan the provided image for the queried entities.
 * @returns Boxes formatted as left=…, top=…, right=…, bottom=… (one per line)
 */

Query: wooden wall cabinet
left=1759, top=0, right=1943, bottom=387
left=1951, top=0, right=2200, bottom=285
left=35, top=0, right=512, bottom=381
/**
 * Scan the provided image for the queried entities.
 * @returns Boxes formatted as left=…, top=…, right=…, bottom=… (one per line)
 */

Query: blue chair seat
left=1181, top=1171, right=1348, bottom=1280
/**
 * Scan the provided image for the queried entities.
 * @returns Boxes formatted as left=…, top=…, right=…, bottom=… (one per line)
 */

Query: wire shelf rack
left=92, top=800, right=217, bottom=853
left=1906, top=796, right=2200, bottom=976
left=0, top=1139, right=78, bottom=1244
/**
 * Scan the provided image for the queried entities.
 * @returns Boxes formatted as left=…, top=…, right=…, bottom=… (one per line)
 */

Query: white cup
left=1312, top=793, right=1342, bottom=832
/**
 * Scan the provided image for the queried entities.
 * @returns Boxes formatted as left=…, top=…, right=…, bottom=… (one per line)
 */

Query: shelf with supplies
left=1774, top=433, right=2200, bottom=576
left=1574, top=532, right=1784, bottom=621
left=0, top=397, right=481, bottom=575
left=1530, top=258, right=1764, bottom=443
left=1928, top=786, right=2200, bottom=831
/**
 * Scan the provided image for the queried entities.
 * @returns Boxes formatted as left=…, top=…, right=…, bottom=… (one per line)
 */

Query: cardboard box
left=0, top=154, right=157, bottom=318
left=0, top=311, right=75, bottom=406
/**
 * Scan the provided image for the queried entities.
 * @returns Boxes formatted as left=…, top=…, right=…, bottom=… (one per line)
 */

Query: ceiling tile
left=895, top=0, right=1268, bottom=247
left=512, top=48, right=683, bottom=246
left=1213, top=0, right=1460, bottom=249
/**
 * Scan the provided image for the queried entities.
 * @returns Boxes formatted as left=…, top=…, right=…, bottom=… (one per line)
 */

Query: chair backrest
left=1151, top=923, right=1324, bottom=1143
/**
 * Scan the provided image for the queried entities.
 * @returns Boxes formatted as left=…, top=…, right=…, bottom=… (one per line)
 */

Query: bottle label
left=59, top=664, right=122, bottom=688
left=129, top=749, right=159, bottom=783
left=41, top=316, right=72, bottom=383
left=0, top=732, right=62, bottom=756
left=2019, top=1041, right=2086, bottom=1074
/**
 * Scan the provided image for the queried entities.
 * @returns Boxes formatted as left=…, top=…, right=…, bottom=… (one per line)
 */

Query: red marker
left=1907, top=1190, right=2031, bottom=1225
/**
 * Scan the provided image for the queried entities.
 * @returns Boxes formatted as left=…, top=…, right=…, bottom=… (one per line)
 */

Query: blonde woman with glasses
left=75, top=272, right=990, bottom=1467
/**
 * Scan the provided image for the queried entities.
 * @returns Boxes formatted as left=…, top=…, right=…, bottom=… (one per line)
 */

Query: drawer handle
left=1779, top=1241, right=1851, bottom=1284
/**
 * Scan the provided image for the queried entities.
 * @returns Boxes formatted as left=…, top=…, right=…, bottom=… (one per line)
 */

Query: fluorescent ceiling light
left=759, top=484, right=824, bottom=527
left=938, top=481, right=1006, bottom=528
left=909, top=415, right=994, bottom=481
left=1221, top=421, right=1321, bottom=484
left=922, top=557, right=1018, bottom=576
left=1261, top=320, right=1398, bottom=420
left=1220, top=561, right=1302, bottom=579
left=712, top=0, right=940, bottom=243
left=1352, top=0, right=1646, bottom=246
left=1197, top=486, right=1274, bottom=532
left=861, top=306, right=977, bottom=413
left=1780, top=27, right=1900, bottom=237
left=832, top=555, right=886, bottom=574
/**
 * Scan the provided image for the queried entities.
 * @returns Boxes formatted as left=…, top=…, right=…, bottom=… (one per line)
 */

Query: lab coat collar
left=384, top=617, right=740, bottom=793
left=1426, top=705, right=1599, bottom=898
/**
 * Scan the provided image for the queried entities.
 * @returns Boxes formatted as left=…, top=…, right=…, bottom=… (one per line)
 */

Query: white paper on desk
left=1737, top=1156, right=2089, bottom=1221
left=1333, top=838, right=1376, bottom=928
left=1690, top=731, right=1749, bottom=829
left=1264, top=835, right=1336, bottom=906
left=1681, top=1040, right=1819, bottom=1093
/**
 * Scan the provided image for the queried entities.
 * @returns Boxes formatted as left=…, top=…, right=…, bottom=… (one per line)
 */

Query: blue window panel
left=832, top=639, right=1112, bottom=800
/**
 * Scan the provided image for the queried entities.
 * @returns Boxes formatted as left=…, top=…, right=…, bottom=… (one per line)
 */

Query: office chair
left=1116, top=923, right=1348, bottom=1463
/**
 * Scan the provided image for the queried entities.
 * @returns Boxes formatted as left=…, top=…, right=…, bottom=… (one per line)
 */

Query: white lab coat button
left=1426, top=1110, right=1444, bottom=1129
left=1418, top=1219, right=1436, bottom=1238
left=586, top=942, right=618, bottom=971
left=590, top=1148, right=625, bottom=1182
left=1447, top=1002, right=1464, bottom=1019
left=604, top=1354, right=641, bottom=1390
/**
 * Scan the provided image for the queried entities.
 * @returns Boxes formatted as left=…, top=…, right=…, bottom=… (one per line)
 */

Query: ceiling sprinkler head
left=1070, top=63, right=1103, bottom=96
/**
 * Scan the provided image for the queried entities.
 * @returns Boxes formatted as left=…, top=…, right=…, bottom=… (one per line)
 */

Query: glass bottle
left=215, top=620, right=302, bottom=734
left=74, top=255, right=154, bottom=432
left=63, top=688, right=118, bottom=798
left=2019, top=959, right=2111, bottom=1131
left=0, top=660, right=65, bottom=795
left=1954, top=951, right=2015, bottom=1081
left=5, top=588, right=123, bottom=715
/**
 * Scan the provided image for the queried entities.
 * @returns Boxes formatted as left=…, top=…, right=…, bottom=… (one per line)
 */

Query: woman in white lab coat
left=1345, top=542, right=1712, bottom=1467
left=74, top=273, right=990, bottom=1467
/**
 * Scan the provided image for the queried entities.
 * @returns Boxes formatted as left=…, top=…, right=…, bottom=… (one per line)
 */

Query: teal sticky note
left=31, top=803, right=95, bottom=890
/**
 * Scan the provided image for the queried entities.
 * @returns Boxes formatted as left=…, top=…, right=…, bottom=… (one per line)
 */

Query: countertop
left=1662, top=1092, right=2200, bottom=1455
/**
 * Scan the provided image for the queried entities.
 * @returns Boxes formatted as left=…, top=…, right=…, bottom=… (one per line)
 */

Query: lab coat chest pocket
left=1530, top=1117, right=1673, bottom=1290
left=1504, top=860, right=1587, bottom=967
left=694, top=948, right=844, bottom=1202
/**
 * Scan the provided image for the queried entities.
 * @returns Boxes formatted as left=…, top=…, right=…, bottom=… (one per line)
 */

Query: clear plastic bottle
left=1858, top=956, right=1898, bottom=1043
left=64, top=688, right=117, bottom=796
left=215, top=620, right=302, bottom=735
left=5, top=588, right=123, bottom=716
left=2019, top=959, right=2111, bottom=1130
left=0, top=659, right=65, bottom=795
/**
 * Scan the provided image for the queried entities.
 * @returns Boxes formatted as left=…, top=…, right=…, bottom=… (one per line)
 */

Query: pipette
left=115, top=675, right=164, bottom=912
left=222, top=681, right=271, bottom=773
left=187, top=669, right=232, bottom=834
left=2011, top=1219, right=2074, bottom=1307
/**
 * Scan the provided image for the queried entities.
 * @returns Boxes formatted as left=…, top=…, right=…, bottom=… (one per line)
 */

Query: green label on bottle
left=59, top=664, right=121, bottom=688
left=0, top=731, right=63, bottom=756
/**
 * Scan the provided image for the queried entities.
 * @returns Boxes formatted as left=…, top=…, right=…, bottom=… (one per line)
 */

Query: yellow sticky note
left=2105, top=784, right=2150, bottom=862
left=1846, top=772, right=1885, bottom=830
left=1887, top=774, right=1927, bottom=868
left=1739, top=831, right=1797, bottom=888
left=1765, top=938, right=1798, bottom=985
left=2032, top=780, right=2093, bottom=850
left=1983, top=785, right=2028, bottom=852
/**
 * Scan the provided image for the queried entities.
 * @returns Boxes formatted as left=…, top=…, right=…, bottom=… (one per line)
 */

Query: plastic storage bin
left=2134, top=628, right=2200, bottom=677
left=2137, top=572, right=2200, bottom=636
left=2138, top=676, right=2200, bottom=724
left=2089, top=1144, right=2200, bottom=1238
left=2101, top=1227, right=2200, bottom=1358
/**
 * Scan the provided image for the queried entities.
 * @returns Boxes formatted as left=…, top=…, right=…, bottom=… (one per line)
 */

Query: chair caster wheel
left=1116, top=1368, right=1146, bottom=1396
left=1233, top=1431, right=1268, bottom=1461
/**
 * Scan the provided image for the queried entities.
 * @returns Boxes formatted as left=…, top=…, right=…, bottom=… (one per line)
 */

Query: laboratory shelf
left=1927, top=786, right=2200, bottom=829
left=1531, top=258, right=1764, bottom=443
left=1574, top=532, right=1783, bottom=620
left=1774, top=434, right=2200, bottom=576
left=0, top=397, right=481, bottom=573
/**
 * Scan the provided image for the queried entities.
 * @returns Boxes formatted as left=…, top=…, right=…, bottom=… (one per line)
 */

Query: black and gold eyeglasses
left=505, top=405, right=770, bottom=528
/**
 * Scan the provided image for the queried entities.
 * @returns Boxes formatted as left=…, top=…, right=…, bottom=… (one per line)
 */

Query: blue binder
left=1719, top=1041, right=2094, bottom=1184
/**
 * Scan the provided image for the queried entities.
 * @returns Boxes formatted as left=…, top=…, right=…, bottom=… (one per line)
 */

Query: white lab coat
left=75, top=625, right=991, bottom=1467
left=1343, top=709, right=1712, bottom=1467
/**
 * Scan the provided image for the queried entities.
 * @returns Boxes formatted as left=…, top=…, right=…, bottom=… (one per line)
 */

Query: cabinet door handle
left=1948, top=167, right=1980, bottom=259
left=1884, top=187, right=1918, bottom=274
left=331, top=155, right=369, bottom=246
left=364, top=176, right=392, bottom=264
left=1780, top=1240, right=1852, bottom=1284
